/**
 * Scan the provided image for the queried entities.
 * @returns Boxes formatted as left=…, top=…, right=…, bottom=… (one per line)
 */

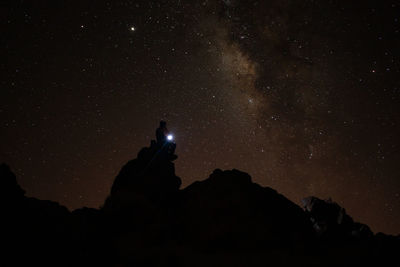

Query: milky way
left=1, top=1, right=399, bottom=233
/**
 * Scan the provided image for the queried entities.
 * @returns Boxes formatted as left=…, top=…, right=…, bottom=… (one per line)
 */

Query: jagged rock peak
left=1, top=163, right=25, bottom=199
left=103, top=140, right=181, bottom=212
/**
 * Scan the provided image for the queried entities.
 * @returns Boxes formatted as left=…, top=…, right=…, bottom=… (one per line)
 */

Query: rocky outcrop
left=1, top=164, right=73, bottom=266
left=1, top=141, right=399, bottom=266
left=102, top=140, right=181, bottom=217
left=177, top=169, right=314, bottom=249
left=302, top=196, right=373, bottom=241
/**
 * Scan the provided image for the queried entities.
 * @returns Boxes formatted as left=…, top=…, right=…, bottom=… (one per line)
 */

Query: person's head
left=160, top=120, right=167, bottom=127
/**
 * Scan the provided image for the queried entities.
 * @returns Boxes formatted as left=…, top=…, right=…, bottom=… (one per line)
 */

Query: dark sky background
left=1, top=0, right=399, bottom=234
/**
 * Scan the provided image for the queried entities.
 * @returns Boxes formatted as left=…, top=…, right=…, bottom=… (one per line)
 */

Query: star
left=2, top=0, right=400, bottom=235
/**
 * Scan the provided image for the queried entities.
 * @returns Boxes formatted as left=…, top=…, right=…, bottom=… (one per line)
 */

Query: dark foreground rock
left=1, top=142, right=399, bottom=266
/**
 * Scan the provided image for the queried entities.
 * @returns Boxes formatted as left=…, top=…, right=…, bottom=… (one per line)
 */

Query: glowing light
left=130, top=26, right=136, bottom=31
left=167, top=134, right=173, bottom=141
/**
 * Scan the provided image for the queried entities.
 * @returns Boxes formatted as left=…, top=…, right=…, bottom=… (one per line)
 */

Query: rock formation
left=1, top=141, right=399, bottom=266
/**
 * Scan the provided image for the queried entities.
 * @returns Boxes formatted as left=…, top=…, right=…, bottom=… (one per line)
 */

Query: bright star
left=130, top=26, right=136, bottom=31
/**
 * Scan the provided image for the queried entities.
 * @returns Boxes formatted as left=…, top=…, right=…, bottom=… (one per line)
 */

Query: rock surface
left=1, top=142, right=399, bottom=266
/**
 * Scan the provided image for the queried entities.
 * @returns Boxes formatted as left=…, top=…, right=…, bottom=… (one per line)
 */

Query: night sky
left=1, top=1, right=399, bottom=234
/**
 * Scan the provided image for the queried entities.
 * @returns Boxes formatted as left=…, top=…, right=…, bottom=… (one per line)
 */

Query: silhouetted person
left=156, top=120, right=169, bottom=145
left=155, top=121, right=177, bottom=160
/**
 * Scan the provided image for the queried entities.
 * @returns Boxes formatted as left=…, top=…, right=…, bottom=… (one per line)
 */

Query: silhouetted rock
left=176, top=169, right=314, bottom=250
left=1, top=164, right=74, bottom=266
left=103, top=140, right=181, bottom=216
left=1, top=163, right=25, bottom=200
left=302, top=196, right=373, bottom=241
left=1, top=141, right=399, bottom=266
